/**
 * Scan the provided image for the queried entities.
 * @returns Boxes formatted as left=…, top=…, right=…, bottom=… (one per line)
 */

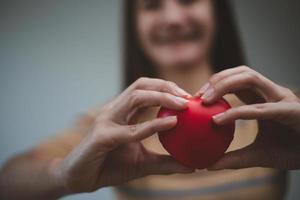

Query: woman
left=1, top=0, right=300, bottom=199
left=117, top=0, right=287, bottom=199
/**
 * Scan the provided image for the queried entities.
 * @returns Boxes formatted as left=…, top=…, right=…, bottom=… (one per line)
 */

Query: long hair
left=123, top=0, right=246, bottom=88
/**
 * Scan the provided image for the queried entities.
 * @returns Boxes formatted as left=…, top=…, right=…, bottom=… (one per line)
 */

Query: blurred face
left=136, top=0, right=216, bottom=69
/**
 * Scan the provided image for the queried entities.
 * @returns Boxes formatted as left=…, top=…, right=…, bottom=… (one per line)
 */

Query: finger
left=196, top=66, right=250, bottom=95
left=213, top=103, right=276, bottom=124
left=129, top=77, right=191, bottom=98
left=201, top=71, right=284, bottom=104
left=120, top=116, right=178, bottom=143
left=143, top=154, right=195, bottom=175
left=110, top=89, right=188, bottom=123
left=212, top=102, right=299, bottom=126
left=129, top=90, right=188, bottom=110
left=207, top=145, right=269, bottom=170
left=123, top=90, right=188, bottom=122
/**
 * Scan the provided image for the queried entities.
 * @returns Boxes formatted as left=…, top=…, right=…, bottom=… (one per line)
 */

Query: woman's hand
left=51, top=78, right=194, bottom=194
left=196, top=66, right=300, bottom=170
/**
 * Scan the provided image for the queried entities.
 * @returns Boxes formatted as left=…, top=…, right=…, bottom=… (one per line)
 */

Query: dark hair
left=123, top=0, right=246, bottom=88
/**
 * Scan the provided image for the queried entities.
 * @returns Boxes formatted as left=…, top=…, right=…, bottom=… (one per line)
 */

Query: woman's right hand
left=49, top=78, right=194, bottom=195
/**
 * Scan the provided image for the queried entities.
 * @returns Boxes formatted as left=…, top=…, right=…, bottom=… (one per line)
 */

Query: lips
left=151, top=26, right=202, bottom=45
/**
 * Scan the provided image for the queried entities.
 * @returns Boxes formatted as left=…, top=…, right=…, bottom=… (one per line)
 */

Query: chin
left=159, top=50, right=205, bottom=69
left=151, top=43, right=207, bottom=68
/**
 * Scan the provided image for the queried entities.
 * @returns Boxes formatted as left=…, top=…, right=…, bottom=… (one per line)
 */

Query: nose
left=162, top=0, right=187, bottom=26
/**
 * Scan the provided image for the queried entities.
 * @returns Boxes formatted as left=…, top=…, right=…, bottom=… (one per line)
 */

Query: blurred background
left=0, top=0, right=299, bottom=199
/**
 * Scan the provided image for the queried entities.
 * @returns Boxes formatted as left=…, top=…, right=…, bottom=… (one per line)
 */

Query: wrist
left=48, top=158, right=72, bottom=198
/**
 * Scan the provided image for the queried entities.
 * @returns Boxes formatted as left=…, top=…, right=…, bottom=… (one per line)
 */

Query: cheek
left=192, top=3, right=216, bottom=46
left=136, top=14, right=155, bottom=52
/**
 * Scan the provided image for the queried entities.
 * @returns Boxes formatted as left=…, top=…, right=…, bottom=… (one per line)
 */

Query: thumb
left=144, top=154, right=195, bottom=176
left=207, top=145, right=267, bottom=170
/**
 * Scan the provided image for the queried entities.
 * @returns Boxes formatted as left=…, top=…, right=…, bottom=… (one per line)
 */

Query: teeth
left=153, top=28, right=200, bottom=45
left=160, top=34, right=195, bottom=43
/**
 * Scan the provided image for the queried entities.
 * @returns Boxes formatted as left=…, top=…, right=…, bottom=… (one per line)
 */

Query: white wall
left=0, top=1, right=121, bottom=199
left=0, top=1, right=299, bottom=199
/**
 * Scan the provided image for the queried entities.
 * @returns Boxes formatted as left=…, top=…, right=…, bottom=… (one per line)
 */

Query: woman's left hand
left=196, top=66, right=300, bottom=170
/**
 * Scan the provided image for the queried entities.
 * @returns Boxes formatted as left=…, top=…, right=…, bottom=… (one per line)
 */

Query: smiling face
left=136, top=0, right=216, bottom=70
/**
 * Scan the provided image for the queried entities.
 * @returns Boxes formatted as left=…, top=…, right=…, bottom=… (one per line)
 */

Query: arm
left=0, top=113, right=95, bottom=200
left=0, top=78, right=193, bottom=200
left=0, top=152, right=67, bottom=200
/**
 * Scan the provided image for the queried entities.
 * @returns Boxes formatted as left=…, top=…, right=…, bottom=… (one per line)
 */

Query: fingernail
left=201, top=87, right=214, bottom=100
left=212, top=112, right=225, bottom=123
left=184, top=93, right=193, bottom=98
left=166, top=115, right=177, bottom=122
left=199, top=83, right=210, bottom=94
left=172, top=96, right=189, bottom=105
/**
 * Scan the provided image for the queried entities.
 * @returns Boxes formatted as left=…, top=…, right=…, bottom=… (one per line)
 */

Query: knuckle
left=209, top=83, right=217, bottom=93
left=209, top=73, right=219, bottom=83
left=156, top=80, right=167, bottom=91
left=161, top=91, right=170, bottom=98
left=162, top=81, right=178, bottom=93
left=96, top=106, right=112, bottom=121
left=281, top=87, right=295, bottom=98
left=127, top=124, right=138, bottom=138
left=89, top=122, right=119, bottom=148
left=166, top=81, right=177, bottom=88
left=286, top=95, right=299, bottom=103
left=147, top=120, right=157, bottom=133
left=137, top=77, right=146, bottom=83
left=249, top=71, right=261, bottom=82
left=243, top=71, right=260, bottom=84
left=160, top=92, right=172, bottom=102
left=151, top=92, right=165, bottom=105
left=283, top=87, right=293, bottom=94
left=130, top=90, right=143, bottom=106
left=146, top=119, right=160, bottom=132
left=208, top=73, right=221, bottom=87
left=254, top=104, right=266, bottom=114
left=273, top=86, right=296, bottom=102
left=226, top=108, right=238, bottom=118
left=131, top=89, right=141, bottom=98
left=134, top=77, right=149, bottom=88
left=239, top=65, right=251, bottom=72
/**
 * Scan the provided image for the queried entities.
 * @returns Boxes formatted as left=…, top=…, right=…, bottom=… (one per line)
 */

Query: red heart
left=157, top=97, right=235, bottom=169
